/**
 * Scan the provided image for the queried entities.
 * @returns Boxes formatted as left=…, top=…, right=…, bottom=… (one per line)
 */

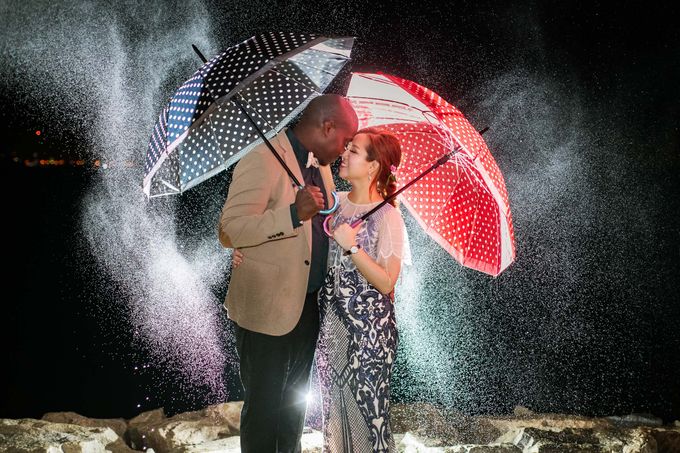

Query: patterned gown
left=316, top=192, right=408, bottom=452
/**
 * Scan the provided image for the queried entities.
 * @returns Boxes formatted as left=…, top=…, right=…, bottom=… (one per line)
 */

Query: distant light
left=35, top=130, right=41, bottom=136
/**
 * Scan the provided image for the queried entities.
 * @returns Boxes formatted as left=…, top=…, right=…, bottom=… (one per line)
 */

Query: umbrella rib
left=452, top=154, right=495, bottom=201
left=389, top=129, right=451, bottom=149
left=285, top=57, right=349, bottom=77
left=396, top=127, right=459, bottom=175
left=350, top=95, right=434, bottom=117
left=159, top=179, right=180, bottom=192
left=425, top=153, right=492, bottom=263
left=462, top=196, right=481, bottom=264
left=361, top=115, right=425, bottom=124
left=427, top=159, right=462, bottom=238
left=432, top=155, right=479, bottom=262
left=205, top=109, right=228, bottom=169
left=267, top=67, right=326, bottom=94
left=453, top=154, right=494, bottom=261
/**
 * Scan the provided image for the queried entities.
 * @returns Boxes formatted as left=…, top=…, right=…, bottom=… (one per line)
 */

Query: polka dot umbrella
left=344, top=72, right=515, bottom=276
left=143, top=32, right=354, bottom=198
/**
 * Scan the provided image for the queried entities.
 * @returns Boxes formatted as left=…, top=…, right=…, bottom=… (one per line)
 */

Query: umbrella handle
left=319, top=191, right=339, bottom=215
left=323, top=215, right=334, bottom=238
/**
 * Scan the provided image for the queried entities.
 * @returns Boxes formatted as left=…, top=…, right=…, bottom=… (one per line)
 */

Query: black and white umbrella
left=143, top=32, right=354, bottom=198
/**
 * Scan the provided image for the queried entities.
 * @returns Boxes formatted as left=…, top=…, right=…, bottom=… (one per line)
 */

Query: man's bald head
left=292, top=94, right=359, bottom=166
left=299, top=94, right=358, bottom=131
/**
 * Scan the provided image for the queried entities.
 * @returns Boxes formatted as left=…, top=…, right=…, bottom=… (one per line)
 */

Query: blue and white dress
left=316, top=192, right=410, bottom=453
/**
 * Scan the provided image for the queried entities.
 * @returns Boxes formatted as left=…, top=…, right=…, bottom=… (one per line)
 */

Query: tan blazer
left=218, top=129, right=335, bottom=336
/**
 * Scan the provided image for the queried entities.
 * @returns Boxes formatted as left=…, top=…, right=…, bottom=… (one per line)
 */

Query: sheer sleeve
left=376, top=206, right=412, bottom=269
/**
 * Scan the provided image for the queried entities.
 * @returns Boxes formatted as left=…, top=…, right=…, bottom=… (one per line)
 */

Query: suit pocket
left=230, top=256, right=281, bottom=308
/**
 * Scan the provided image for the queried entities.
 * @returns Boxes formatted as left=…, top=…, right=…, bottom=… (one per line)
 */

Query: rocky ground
left=1, top=402, right=679, bottom=452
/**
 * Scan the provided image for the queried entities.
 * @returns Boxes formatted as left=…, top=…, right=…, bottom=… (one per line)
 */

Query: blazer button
left=304, top=260, right=310, bottom=265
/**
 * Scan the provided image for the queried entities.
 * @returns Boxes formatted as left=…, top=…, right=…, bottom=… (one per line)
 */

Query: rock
left=300, top=429, right=324, bottom=453
left=444, top=445, right=522, bottom=452
left=494, top=425, right=679, bottom=453
left=485, top=413, right=614, bottom=434
left=503, top=427, right=602, bottom=452
left=0, top=418, right=135, bottom=452
left=41, top=411, right=128, bottom=439
left=129, top=407, right=166, bottom=425
left=391, top=403, right=503, bottom=445
left=391, top=402, right=450, bottom=435
left=183, top=435, right=242, bottom=452
left=399, top=431, right=449, bottom=449
left=466, top=446, right=522, bottom=453
left=203, top=401, right=242, bottom=433
left=646, top=427, right=680, bottom=453
left=143, top=420, right=237, bottom=452
left=128, top=401, right=243, bottom=453
left=400, top=431, right=521, bottom=452
left=618, top=427, right=657, bottom=453
left=126, top=407, right=166, bottom=450
left=606, top=413, right=664, bottom=427
left=513, top=406, right=534, bottom=417
left=181, top=429, right=322, bottom=453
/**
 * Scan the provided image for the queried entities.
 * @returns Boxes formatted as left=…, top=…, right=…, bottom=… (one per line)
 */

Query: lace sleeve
left=376, top=206, right=412, bottom=268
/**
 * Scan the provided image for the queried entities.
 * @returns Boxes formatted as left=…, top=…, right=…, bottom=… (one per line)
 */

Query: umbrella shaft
left=232, top=98, right=303, bottom=188
left=192, top=44, right=302, bottom=188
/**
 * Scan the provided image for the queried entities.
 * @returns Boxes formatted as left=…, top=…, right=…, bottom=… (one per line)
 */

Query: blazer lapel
left=275, top=129, right=312, bottom=253
left=274, top=129, right=304, bottom=188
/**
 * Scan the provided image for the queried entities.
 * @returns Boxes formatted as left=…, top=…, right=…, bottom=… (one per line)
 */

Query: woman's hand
left=232, top=249, right=244, bottom=269
left=333, top=222, right=359, bottom=251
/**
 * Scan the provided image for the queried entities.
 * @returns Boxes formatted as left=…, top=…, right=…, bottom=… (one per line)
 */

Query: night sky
left=1, top=1, right=679, bottom=423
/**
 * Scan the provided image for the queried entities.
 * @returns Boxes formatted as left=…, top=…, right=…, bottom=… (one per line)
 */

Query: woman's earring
left=368, top=172, right=372, bottom=183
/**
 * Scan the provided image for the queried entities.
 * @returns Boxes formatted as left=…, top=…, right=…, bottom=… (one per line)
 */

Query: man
left=218, top=94, right=358, bottom=452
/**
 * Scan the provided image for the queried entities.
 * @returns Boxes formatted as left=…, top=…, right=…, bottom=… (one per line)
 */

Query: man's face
left=314, top=120, right=357, bottom=166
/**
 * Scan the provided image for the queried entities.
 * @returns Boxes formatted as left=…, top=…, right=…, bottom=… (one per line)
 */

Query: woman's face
left=338, top=133, right=379, bottom=183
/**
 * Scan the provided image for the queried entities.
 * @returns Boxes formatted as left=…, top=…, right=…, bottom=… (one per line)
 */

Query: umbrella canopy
left=346, top=72, right=515, bottom=276
left=143, top=32, right=354, bottom=197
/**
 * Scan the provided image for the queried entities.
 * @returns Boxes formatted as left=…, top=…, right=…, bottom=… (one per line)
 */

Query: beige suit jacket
left=218, top=129, right=335, bottom=336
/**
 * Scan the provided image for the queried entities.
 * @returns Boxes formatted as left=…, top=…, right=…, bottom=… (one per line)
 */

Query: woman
left=233, top=127, right=409, bottom=452
left=317, top=127, right=408, bottom=452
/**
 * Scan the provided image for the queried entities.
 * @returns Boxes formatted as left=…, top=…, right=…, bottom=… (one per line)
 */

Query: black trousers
left=234, top=290, right=320, bottom=453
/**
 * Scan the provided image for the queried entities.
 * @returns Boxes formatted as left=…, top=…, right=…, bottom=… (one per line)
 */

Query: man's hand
left=295, top=185, right=325, bottom=221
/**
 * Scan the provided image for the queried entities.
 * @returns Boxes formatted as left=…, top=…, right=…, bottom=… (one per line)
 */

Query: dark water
left=3, top=166, right=136, bottom=418
left=0, top=164, right=238, bottom=419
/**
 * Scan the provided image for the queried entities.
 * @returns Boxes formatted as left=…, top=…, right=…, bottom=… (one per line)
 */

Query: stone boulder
left=127, top=401, right=243, bottom=453
left=646, top=427, right=680, bottom=453
left=126, top=407, right=166, bottom=450
left=0, top=418, right=135, bottom=452
left=41, top=411, right=128, bottom=439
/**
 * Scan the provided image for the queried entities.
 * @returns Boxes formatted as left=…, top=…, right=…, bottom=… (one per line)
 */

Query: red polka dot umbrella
left=346, top=72, right=515, bottom=276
